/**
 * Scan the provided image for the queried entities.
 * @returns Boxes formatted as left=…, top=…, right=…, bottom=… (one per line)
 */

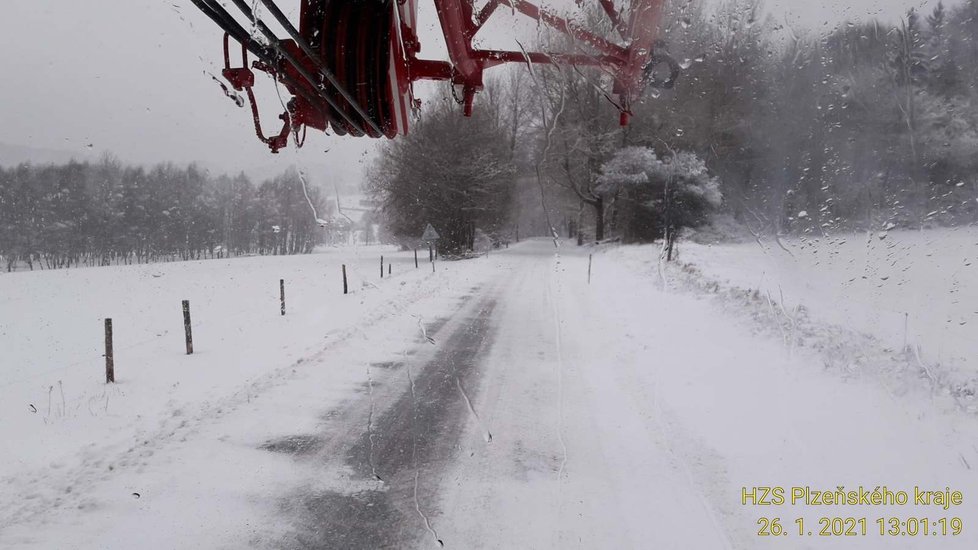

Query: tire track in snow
left=282, top=294, right=501, bottom=548
left=649, top=366, right=735, bottom=550
left=546, top=251, right=569, bottom=547
left=557, top=247, right=736, bottom=548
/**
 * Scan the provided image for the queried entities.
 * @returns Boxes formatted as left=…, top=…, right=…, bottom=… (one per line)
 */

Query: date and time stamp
left=744, top=486, right=965, bottom=539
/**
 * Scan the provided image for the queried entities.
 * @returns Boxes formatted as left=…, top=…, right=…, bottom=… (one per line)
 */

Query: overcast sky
left=0, top=0, right=953, bottom=185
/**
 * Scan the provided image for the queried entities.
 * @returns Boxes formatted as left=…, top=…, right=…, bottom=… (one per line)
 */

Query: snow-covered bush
left=598, top=146, right=722, bottom=252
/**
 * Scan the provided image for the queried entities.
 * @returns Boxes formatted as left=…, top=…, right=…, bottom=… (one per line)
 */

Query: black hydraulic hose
left=190, top=0, right=270, bottom=61
left=191, top=0, right=326, bottom=119
left=257, top=0, right=384, bottom=136
left=191, top=0, right=354, bottom=133
left=225, top=0, right=376, bottom=136
left=220, top=0, right=365, bottom=135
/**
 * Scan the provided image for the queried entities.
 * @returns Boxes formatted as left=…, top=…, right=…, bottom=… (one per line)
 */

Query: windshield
left=1, top=1, right=975, bottom=548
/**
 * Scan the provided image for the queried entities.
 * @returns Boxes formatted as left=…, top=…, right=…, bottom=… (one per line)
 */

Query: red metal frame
left=202, top=0, right=671, bottom=150
left=413, top=0, right=668, bottom=122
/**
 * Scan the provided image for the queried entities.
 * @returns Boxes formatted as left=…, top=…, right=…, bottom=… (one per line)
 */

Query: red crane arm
left=191, top=0, right=678, bottom=151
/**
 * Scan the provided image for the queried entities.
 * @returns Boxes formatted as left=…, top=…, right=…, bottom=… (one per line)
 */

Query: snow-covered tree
left=0, top=160, right=323, bottom=270
left=924, top=2, right=963, bottom=99
left=598, top=146, right=721, bottom=257
left=367, top=88, right=515, bottom=253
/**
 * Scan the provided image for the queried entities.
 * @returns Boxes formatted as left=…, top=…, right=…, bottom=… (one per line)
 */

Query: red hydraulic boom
left=189, top=0, right=678, bottom=152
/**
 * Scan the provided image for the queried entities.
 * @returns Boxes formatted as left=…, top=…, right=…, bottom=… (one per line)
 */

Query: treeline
left=527, top=0, right=978, bottom=240
left=636, top=0, right=978, bottom=234
left=341, top=0, right=978, bottom=253
left=0, top=159, right=327, bottom=271
left=372, top=0, right=978, bottom=251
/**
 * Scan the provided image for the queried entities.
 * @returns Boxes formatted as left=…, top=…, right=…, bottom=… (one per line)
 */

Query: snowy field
left=2, top=238, right=977, bottom=549
left=0, top=244, right=498, bottom=545
left=679, top=227, right=978, bottom=385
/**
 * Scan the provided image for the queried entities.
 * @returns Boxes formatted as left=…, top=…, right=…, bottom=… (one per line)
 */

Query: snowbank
left=678, top=228, right=978, bottom=381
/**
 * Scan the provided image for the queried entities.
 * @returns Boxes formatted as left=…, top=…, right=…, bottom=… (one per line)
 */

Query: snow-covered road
left=3, top=239, right=977, bottom=549
left=432, top=241, right=978, bottom=549
left=432, top=241, right=735, bottom=548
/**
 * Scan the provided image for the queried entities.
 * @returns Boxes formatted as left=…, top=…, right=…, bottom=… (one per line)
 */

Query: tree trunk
left=594, top=196, right=604, bottom=242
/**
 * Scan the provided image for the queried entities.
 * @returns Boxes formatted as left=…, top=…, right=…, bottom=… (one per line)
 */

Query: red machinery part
left=203, top=0, right=673, bottom=151
left=422, top=0, right=672, bottom=116
left=276, top=0, right=417, bottom=139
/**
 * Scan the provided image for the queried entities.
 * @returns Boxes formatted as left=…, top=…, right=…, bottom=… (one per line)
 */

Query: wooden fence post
left=280, top=279, right=286, bottom=315
left=104, top=318, right=114, bottom=383
left=388, top=263, right=391, bottom=276
left=182, top=300, right=193, bottom=354
left=588, top=254, right=593, bottom=285
left=342, top=264, right=348, bottom=294
left=414, top=249, right=418, bottom=268
left=380, top=255, right=384, bottom=278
